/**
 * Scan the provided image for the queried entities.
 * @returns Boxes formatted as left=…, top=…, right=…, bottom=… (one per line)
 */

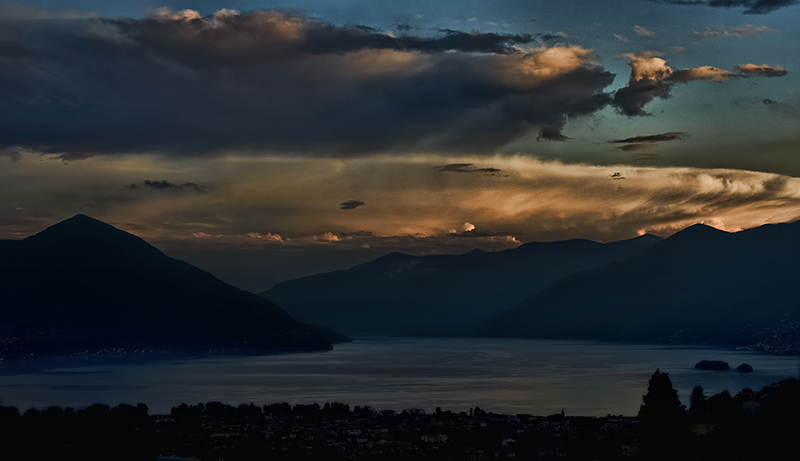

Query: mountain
left=261, top=234, right=661, bottom=335
left=0, top=215, right=347, bottom=359
left=478, top=222, right=800, bottom=354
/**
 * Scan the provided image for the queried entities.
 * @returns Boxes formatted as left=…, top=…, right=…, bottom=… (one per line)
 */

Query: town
left=1, top=374, right=798, bottom=460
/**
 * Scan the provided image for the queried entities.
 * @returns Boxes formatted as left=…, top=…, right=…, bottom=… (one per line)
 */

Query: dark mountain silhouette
left=261, top=234, right=661, bottom=335
left=0, top=215, right=347, bottom=359
left=478, top=222, right=800, bottom=354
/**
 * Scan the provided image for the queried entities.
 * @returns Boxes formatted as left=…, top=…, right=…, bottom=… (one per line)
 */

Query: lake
left=0, top=338, right=797, bottom=416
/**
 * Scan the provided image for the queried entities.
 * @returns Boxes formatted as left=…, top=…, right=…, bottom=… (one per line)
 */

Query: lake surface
left=0, top=338, right=797, bottom=416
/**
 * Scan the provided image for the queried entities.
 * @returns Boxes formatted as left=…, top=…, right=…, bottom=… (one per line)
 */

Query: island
left=694, top=360, right=731, bottom=371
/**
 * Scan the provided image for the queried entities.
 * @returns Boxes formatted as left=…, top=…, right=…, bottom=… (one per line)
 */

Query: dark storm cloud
left=537, top=126, right=571, bottom=141
left=0, top=8, right=620, bottom=158
left=126, top=180, right=211, bottom=192
left=650, top=0, right=799, bottom=14
left=611, top=132, right=684, bottom=154
left=438, top=163, right=502, bottom=173
left=340, top=200, right=366, bottom=210
left=611, top=132, right=685, bottom=143
left=612, top=52, right=786, bottom=116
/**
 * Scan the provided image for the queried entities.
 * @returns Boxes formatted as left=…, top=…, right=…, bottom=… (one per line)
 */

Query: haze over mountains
left=262, top=234, right=662, bottom=336
left=0, top=215, right=346, bottom=359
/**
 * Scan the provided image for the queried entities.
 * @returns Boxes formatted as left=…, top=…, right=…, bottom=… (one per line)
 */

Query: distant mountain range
left=478, top=222, right=800, bottom=354
left=0, top=215, right=347, bottom=359
left=261, top=234, right=661, bottom=336
left=263, top=221, right=800, bottom=354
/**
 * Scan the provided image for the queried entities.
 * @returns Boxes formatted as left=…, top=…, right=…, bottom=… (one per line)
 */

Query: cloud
left=734, top=63, right=788, bottom=77
left=692, top=24, right=775, bottom=39
left=462, top=222, right=476, bottom=232
left=192, top=231, right=223, bottom=239
left=538, top=32, right=569, bottom=41
left=7, top=154, right=800, bottom=254
left=612, top=52, right=785, bottom=116
left=611, top=52, right=685, bottom=116
left=611, top=132, right=686, bottom=143
left=633, top=25, right=656, bottom=36
left=438, top=163, right=502, bottom=174
left=537, top=126, right=571, bottom=141
left=762, top=98, right=777, bottom=104
left=0, top=8, right=623, bottom=157
left=650, top=0, right=799, bottom=14
left=340, top=200, right=366, bottom=210
left=126, top=180, right=211, bottom=192
left=246, top=232, right=285, bottom=244
left=313, top=232, right=341, bottom=243
left=618, top=143, right=659, bottom=152
left=0, top=146, right=28, bottom=162
left=614, top=34, right=629, bottom=42
left=670, top=66, right=738, bottom=82
left=611, top=132, right=685, bottom=153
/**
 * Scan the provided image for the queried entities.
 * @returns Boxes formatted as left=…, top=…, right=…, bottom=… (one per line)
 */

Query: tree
left=638, top=369, right=688, bottom=460
left=639, top=369, right=685, bottom=420
left=689, top=385, right=707, bottom=419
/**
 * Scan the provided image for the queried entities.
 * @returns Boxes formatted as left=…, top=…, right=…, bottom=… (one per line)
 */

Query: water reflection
left=0, top=338, right=796, bottom=416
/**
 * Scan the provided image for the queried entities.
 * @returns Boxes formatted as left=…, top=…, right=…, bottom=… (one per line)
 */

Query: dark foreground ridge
left=0, top=376, right=797, bottom=460
left=0, top=215, right=348, bottom=360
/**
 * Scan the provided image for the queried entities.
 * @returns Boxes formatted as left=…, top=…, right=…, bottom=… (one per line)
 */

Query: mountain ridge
left=0, top=215, right=348, bottom=359
left=261, top=232, right=662, bottom=336
left=477, top=221, right=800, bottom=354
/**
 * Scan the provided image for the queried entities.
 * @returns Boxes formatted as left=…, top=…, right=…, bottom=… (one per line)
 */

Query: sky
left=1, top=0, right=799, bottom=291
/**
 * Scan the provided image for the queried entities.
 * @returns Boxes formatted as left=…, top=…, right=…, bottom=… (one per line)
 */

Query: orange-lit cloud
left=734, top=63, right=788, bottom=77
left=613, top=51, right=787, bottom=116
left=5, top=153, right=800, bottom=250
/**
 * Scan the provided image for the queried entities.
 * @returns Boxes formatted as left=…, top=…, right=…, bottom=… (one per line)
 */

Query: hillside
left=261, top=234, right=661, bottom=335
left=0, top=215, right=347, bottom=359
left=478, top=222, right=800, bottom=354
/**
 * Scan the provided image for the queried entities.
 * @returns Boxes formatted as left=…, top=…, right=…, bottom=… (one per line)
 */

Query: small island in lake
left=694, top=360, right=730, bottom=371
left=737, top=363, right=754, bottom=373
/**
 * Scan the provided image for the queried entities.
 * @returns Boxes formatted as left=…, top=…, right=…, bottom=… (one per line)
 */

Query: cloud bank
left=0, top=8, right=617, bottom=158
left=5, top=154, right=800, bottom=249
left=651, top=0, right=799, bottom=14
left=692, top=24, right=775, bottom=39
left=2, top=7, right=785, bottom=159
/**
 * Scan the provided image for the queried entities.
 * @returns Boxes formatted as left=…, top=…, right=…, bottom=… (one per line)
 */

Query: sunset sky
left=2, top=0, right=799, bottom=291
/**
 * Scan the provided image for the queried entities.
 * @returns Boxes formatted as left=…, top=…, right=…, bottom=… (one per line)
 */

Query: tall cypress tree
left=638, top=369, right=688, bottom=460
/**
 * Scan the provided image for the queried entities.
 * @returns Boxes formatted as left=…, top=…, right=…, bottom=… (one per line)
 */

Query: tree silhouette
left=689, top=386, right=707, bottom=420
left=638, top=369, right=688, bottom=460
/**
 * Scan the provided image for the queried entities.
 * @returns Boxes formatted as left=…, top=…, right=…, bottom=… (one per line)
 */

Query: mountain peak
left=633, top=233, right=662, bottom=243
left=672, top=223, right=727, bottom=240
left=24, top=214, right=161, bottom=256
